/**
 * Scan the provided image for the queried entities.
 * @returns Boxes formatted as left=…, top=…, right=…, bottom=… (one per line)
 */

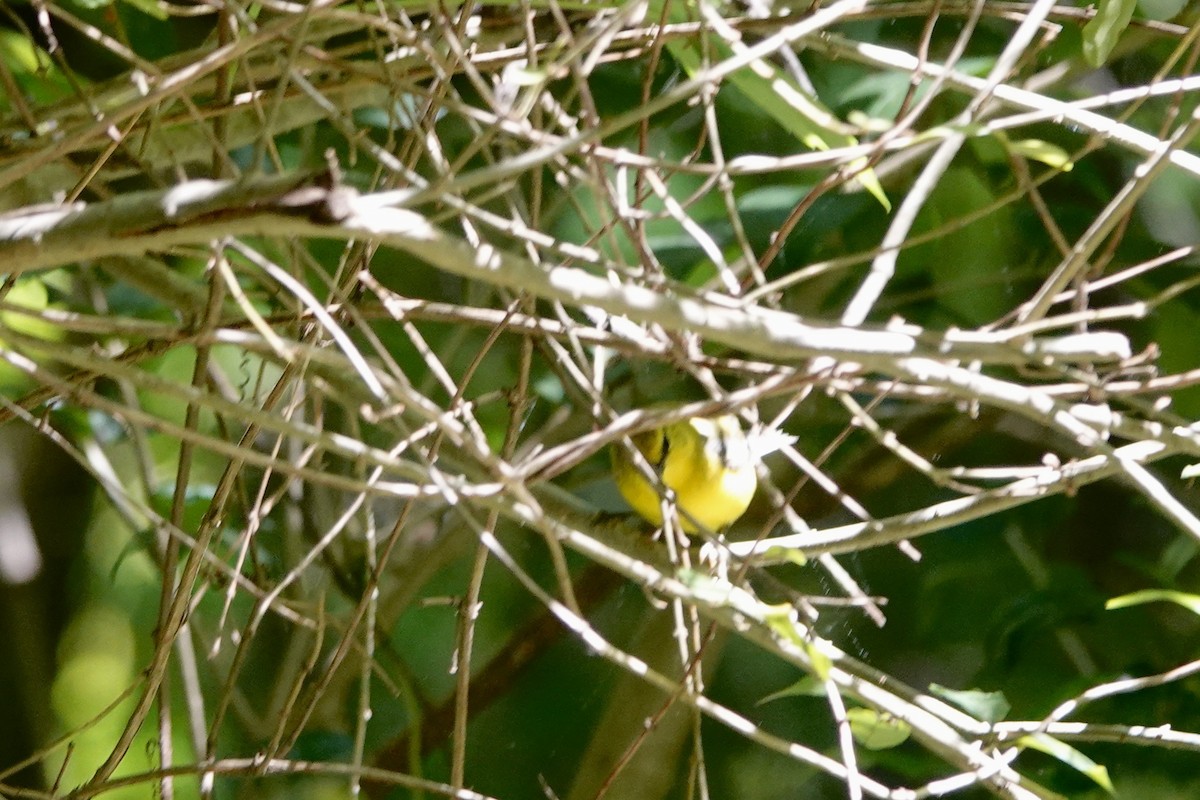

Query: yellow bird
left=611, top=415, right=758, bottom=532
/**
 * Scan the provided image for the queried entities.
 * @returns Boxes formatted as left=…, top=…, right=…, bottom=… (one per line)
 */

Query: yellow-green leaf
left=0, top=278, right=63, bottom=341
left=1006, top=138, right=1074, bottom=171
left=803, top=638, right=832, bottom=682
left=1106, top=588, right=1200, bottom=615
left=846, top=708, right=911, bottom=750
left=1019, top=733, right=1114, bottom=793
left=761, top=543, right=807, bottom=567
left=1082, top=0, right=1137, bottom=67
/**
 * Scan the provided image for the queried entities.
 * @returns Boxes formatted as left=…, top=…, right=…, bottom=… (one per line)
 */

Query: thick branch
left=0, top=174, right=1130, bottom=370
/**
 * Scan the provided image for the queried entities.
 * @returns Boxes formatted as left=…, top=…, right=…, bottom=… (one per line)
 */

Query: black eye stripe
left=657, top=430, right=670, bottom=470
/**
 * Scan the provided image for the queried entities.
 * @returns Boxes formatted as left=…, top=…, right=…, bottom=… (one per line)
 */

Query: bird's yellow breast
left=611, top=415, right=757, bottom=532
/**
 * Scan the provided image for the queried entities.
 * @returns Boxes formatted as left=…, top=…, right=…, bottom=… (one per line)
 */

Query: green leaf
left=0, top=278, right=61, bottom=341
left=121, top=0, right=170, bottom=19
left=758, top=676, right=824, bottom=704
left=928, top=684, right=1011, bottom=723
left=1019, top=733, right=1114, bottom=793
left=846, top=708, right=911, bottom=750
left=110, top=527, right=156, bottom=581
left=681, top=259, right=720, bottom=287
left=1106, top=588, right=1200, bottom=615
left=922, top=166, right=1018, bottom=324
left=1082, top=0, right=1137, bottom=66
left=1137, top=0, right=1187, bottom=20
left=1153, top=301, right=1200, bottom=416
left=0, top=29, right=46, bottom=74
